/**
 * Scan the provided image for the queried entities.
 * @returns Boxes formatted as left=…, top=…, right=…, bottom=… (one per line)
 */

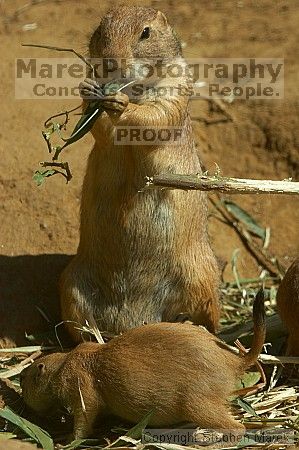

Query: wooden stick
left=219, top=346, right=299, bottom=365
left=145, top=174, right=299, bottom=195
left=259, top=354, right=299, bottom=365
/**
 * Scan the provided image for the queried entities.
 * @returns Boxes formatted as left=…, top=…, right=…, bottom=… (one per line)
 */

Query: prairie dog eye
left=140, top=27, right=150, bottom=40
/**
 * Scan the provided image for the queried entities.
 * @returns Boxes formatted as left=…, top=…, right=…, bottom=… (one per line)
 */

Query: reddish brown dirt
left=0, top=0, right=298, bottom=345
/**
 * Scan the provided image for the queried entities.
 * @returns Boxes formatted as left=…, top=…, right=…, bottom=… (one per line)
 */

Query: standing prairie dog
left=276, top=258, right=299, bottom=355
left=21, top=291, right=266, bottom=440
left=60, top=6, right=220, bottom=342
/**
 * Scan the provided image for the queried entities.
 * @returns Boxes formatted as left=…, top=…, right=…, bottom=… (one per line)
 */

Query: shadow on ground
left=0, top=254, right=72, bottom=346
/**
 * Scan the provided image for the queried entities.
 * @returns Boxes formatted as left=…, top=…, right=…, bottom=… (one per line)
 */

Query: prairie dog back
left=22, top=292, right=265, bottom=440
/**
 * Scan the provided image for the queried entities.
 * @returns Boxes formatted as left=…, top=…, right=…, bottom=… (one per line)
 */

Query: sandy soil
left=0, top=0, right=298, bottom=345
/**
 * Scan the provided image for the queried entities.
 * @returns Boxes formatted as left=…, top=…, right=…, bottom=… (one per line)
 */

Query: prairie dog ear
left=156, top=10, right=168, bottom=27
left=37, top=363, right=46, bottom=375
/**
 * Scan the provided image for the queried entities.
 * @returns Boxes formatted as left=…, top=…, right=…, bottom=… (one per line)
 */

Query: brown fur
left=21, top=292, right=265, bottom=440
left=277, top=258, right=299, bottom=355
left=60, top=5, right=220, bottom=342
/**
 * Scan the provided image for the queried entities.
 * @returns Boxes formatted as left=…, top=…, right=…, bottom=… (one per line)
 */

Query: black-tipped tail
left=243, top=289, right=266, bottom=368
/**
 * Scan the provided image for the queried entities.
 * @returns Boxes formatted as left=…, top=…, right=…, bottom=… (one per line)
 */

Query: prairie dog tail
left=242, top=289, right=266, bottom=368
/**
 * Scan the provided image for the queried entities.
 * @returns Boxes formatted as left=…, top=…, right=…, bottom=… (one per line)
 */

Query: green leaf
left=126, top=410, right=154, bottom=440
left=237, top=435, right=260, bottom=448
left=107, top=410, right=154, bottom=448
left=61, top=101, right=103, bottom=149
left=223, top=200, right=266, bottom=240
left=33, top=170, right=56, bottom=186
left=103, top=83, right=121, bottom=95
left=0, top=432, right=17, bottom=440
left=61, top=439, right=88, bottom=449
left=235, top=371, right=261, bottom=391
left=236, top=397, right=260, bottom=418
left=0, top=407, right=54, bottom=450
left=59, top=79, right=135, bottom=152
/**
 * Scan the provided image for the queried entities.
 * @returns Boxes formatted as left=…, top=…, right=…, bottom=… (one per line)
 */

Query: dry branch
left=209, top=195, right=284, bottom=277
left=22, top=43, right=93, bottom=71
left=145, top=174, right=299, bottom=195
left=219, top=313, right=287, bottom=345
left=259, top=354, right=299, bottom=365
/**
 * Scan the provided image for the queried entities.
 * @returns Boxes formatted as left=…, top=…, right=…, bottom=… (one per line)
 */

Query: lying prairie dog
left=60, top=5, right=220, bottom=342
left=21, top=291, right=265, bottom=440
left=276, top=258, right=299, bottom=355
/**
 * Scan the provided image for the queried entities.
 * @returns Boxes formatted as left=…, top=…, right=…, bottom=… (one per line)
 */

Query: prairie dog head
left=89, top=6, right=182, bottom=60
left=89, top=7, right=189, bottom=101
left=20, top=353, right=65, bottom=415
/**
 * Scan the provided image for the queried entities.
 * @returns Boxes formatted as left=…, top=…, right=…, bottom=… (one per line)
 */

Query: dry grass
left=0, top=199, right=298, bottom=450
